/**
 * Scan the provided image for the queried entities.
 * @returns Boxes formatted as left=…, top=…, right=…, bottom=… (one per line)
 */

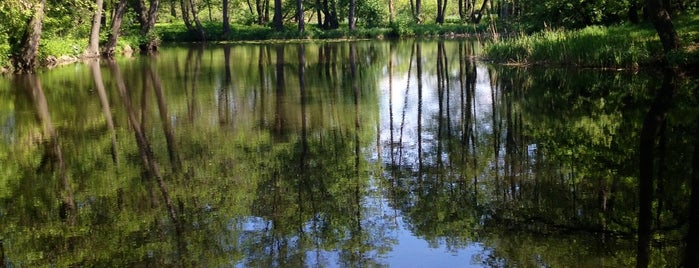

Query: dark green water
left=1, top=40, right=698, bottom=267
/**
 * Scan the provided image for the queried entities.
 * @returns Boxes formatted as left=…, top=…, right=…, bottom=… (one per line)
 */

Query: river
left=0, top=40, right=697, bottom=267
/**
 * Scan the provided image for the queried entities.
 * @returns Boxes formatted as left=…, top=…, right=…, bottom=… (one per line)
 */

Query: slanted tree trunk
left=13, top=0, right=46, bottom=73
left=348, top=0, right=355, bottom=30
left=273, top=0, right=283, bottom=30
left=104, top=0, right=128, bottom=57
left=85, top=0, right=105, bottom=58
left=188, top=0, right=207, bottom=40
left=181, top=0, right=193, bottom=30
left=472, top=0, right=489, bottom=23
left=646, top=0, right=680, bottom=53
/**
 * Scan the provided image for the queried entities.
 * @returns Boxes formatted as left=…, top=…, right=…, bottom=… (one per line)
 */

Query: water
left=1, top=40, right=697, bottom=267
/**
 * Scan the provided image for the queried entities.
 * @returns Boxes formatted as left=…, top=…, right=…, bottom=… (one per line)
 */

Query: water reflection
left=0, top=40, right=698, bottom=267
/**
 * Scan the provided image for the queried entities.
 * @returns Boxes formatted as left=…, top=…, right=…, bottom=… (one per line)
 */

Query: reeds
left=485, top=24, right=662, bottom=68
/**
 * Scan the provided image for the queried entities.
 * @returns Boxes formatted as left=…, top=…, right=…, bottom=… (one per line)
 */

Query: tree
left=132, top=0, right=162, bottom=50
left=223, top=0, right=230, bottom=36
left=85, top=0, right=105, bottom=58
left=273, top=0, right=283, bottom=30
left=349, top=0, right=356, bottom=30
left=12, top=0, right=46, bottom=73
left=646, top=0, right=680, bottom=52
left=411, top=0, right=423, bottom=23
left=297, top=0, right=304, bottom=32
left=436, top=0, right=447, bottom=24
left=104, top=0, right=128, bottom=57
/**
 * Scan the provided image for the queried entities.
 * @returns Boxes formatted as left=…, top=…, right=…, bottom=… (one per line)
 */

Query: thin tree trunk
left=297, top=0, right=304, bottom=32
left=189, top=0, right=207, bottom=40
left=348, top=0, right=355, bottom=30
left=436, top=0, right=445, bottom=24
left=472, top=0, right=489, bottom=24
left=223, top=0, right=230, bottom=36
left=316, top=0, right=322, bottom=27
left=13, top=0, right=46, bottom=73
left=86, top=0, right=105, bottom=58
left=104, top=0, right=128, bottom=57
left=256, top=0, right=264, bottom=24
left=388, top=0, right=394, bottom=23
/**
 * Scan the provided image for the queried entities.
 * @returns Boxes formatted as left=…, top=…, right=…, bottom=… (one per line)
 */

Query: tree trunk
left=415, top=0, right=422, bottom=23
left=388, top=0, right=394, bottom=23
left=188, top=0, right=207, bottom=41
left=104, top=0, right=128, bottom=57
left=223, top=0, right=230, bottom=36
left=472, top=0, right=488, bottom=24
left=348, top=0, right=355, bottom=30
left=13, top=0, right=46, bottom=73
left=646, top=0, right=680, bottom=52
left=273, top=0, right=283, bottom=30
left=133, top=0, right=161, bottom=51
left=297, top=0, right=304, bottom=32
left=436, top=0, right=445, bottom=24
left=316, top=0, right=322, bottom=27
left=256, top=0, right=264, bottom=24
left=86, top=0, right=105, bottom=58
left=181, top=0, right=194, bottom=30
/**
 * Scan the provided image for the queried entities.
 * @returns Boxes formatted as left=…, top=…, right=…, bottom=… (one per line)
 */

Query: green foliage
left=0, top=42, right=9, bottom=67
left=519, top=0, right=630, bottom=31
left=356, top=0, right=389, bottom=28
left=486, top=13, right=699, bottom=67
left=485, top=24, right=661, bottom=67
left=38, top=38, right=85, bottom=61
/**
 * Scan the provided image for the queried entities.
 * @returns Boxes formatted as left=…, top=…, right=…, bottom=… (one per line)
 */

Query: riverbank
left=484, top=13, right=699, bottom=69
left=2, top=14, right=697, bottom=74
left=0, top=22, right=495, bottom=74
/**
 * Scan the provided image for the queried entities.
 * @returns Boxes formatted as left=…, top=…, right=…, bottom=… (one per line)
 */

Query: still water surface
left=1, top=40, right=697, bottom=267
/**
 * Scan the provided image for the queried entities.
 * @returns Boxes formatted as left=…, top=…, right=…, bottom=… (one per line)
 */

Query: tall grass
left=485, top=24, right=662, bottom=68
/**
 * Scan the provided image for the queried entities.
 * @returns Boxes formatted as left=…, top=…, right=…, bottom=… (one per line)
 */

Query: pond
left=1, top=40, right=697, bottom=267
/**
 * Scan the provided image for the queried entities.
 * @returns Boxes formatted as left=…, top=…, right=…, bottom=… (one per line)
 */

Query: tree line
left=0, top=0, right=696, bottom=73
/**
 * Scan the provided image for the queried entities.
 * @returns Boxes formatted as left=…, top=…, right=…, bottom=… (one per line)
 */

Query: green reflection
left=0, top=40, right=698, bottom=267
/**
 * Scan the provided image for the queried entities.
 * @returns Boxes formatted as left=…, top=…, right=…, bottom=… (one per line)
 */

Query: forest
left=0, top=0, right=697, bottom=73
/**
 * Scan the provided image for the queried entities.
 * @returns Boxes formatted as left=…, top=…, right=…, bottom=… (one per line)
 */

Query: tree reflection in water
left=0, top=41, right=697, bottom=267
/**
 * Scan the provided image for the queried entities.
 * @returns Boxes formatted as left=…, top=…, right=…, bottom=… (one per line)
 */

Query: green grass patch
left=484, top=13, right=699, bottom=68
left=38, top=37, right=86, bottom=60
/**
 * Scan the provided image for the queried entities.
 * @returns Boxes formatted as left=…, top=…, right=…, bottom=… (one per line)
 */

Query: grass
left=484, top=13, right=699, bottom=68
